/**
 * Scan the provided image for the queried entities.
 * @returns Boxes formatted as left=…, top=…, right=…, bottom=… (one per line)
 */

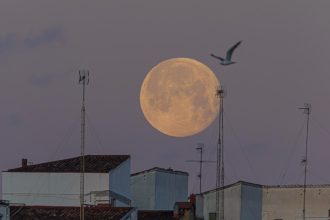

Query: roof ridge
left=263, top=183, right=330, bottom=188
left=131, top=166, right=188, bottom=176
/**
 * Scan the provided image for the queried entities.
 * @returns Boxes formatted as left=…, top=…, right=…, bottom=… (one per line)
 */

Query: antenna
left=186, top=143, right=215, bottom=194
left=79, top=70, right=89, bottom=220
left=216, top=87, right=225, bottom=220
left=299, top=103, right=311, bottom=220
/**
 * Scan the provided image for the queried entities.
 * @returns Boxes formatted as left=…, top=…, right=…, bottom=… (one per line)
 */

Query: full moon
left=140, top=58, right=220, bottom=137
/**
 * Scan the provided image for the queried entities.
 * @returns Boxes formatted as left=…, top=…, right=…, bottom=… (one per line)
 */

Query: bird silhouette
left=211, top=41, right=242, bottom=66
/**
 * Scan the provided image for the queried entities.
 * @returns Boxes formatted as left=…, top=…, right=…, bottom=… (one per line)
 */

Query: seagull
left=211, top=41, right=242, bottom=66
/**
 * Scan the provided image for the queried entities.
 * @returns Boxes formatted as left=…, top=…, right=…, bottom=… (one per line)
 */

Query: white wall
left=130, top=171, right=156, bottom=210
left=195, top=194, right=204, bottom=219
left=2, top=172, right=109, bottom=206
left=109, top=158, right=131, bottom=207
left=262, top=186, right=330, bottom=220
left=203, top=184, right=241, bottom=220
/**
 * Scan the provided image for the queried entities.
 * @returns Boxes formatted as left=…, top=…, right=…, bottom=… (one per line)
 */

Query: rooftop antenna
left=299, top=103, right=311, bottom=220
left=211, top=42, right=240, bottom=220
left=186, top=143, right=216, bottom=194
left=216, top=86, right=225, bottom=220
left=79, top=70, right=89, bottom=220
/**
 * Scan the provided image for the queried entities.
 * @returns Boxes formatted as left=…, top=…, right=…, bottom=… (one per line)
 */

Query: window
left=209, top=213, right=216, bottom=220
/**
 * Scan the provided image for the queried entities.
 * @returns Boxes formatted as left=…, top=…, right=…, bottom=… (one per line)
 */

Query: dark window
left=209, top=213, right=216, bottom=220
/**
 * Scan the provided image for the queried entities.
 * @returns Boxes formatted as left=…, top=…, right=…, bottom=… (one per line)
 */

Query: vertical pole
left=220, top=92, right=224, bottom=220
left=216, top=89, right=220, bottom=220
left=79, top=70, right=89, bottom=220
left=300, top=103, right=311, bottom=220
left=187, top=144, right=214, bottom=194
left=200, top=146, right=203, bottom=194
left=197, top=143, right=204, bottom=194
left=80, top=81, right=85, bottom=220
left=216, top=88, right=224, bottom=220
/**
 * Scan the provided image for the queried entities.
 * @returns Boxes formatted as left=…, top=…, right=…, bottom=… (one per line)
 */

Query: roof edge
left=202, top=181, right=262, bottom=195
left=131, top=167, right=188, bottom=177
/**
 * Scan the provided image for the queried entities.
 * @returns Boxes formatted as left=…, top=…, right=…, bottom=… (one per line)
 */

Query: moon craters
left=140, top=58, right=220, bottom=137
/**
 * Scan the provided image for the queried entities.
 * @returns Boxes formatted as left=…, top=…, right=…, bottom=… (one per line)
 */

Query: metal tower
left=299, top=103, right=311, bottom=220
left=79, top=70, right=89, bottom=220
left=187, top=143, right=215, bottom=194
left=216, top=88, right=225, bottom=220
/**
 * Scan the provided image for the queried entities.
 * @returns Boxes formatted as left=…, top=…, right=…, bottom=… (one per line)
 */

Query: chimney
left=22, top=158, right=28, bottom=168
left=189, top=194, right=196, bottom=205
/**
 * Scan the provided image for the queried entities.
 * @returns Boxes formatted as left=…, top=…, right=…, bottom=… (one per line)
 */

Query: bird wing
left=210, top=53, right=225, bottom=61
left=226, top=41, right=242, bottom=60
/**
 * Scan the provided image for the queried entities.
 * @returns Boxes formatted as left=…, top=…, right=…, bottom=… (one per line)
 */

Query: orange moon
left=140, top=58, right=220, bottom=137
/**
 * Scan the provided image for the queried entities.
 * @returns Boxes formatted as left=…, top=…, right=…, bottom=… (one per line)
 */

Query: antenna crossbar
left=186, top=143, right=216, bottom=194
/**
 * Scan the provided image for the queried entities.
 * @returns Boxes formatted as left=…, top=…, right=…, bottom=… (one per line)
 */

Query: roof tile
left=10, top=206, right=132, bottom=220
left=8, top=155, right=129, bottom=173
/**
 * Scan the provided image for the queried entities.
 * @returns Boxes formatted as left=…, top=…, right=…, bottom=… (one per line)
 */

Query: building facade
left=130, top=167, right=188, bottom=210
left=262, top=185, right=330, bottom=220
left=196, top=181, right=330, bottom=220
left=2, top=155, right=131, bottom=207
left=196, top=181, right=262, bottom=220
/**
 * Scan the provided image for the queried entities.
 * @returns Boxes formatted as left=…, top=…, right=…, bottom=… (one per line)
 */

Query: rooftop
left=202, top=181, right=263, bottom=195
left=131, top=167, right=188, bottom=177
left=10, top=206, right=133, bottom=220
left=263, top=183, right=330, bottom=189
left=7, top=155, right=130, bottom=173
left=201, top=181, right=330, bottom=195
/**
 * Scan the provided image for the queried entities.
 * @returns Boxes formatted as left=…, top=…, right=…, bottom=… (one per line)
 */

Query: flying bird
left=211, top=41, right=242, bottom=66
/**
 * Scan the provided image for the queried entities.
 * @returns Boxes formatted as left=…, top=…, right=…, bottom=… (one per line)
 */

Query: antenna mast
left=299, top=103, right=311, bottom=220
left=197, top=144, right=203, bottom=194
left=216, top=87, right=225, bottom=220
left=187, top=143, right=215, bottom=194
left=79, top=70, right=89, bottom=220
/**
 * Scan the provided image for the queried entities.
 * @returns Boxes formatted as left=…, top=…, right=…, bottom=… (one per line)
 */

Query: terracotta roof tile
left=8, top=155, right=129, bottom=173
left=10, top=206, right=133, bottom=220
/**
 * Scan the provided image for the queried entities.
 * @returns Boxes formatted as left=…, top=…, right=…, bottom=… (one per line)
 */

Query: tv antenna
left=216, top=86, right=225, bottom=220
left=299, top=103, right=311, bottom=220
left=187, top=143, right=215, bottom=194
left=79, top=70, right=89, bottom=220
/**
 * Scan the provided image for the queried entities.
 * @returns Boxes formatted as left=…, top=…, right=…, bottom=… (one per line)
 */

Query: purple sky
left=1, top=1, right=330, bottom=195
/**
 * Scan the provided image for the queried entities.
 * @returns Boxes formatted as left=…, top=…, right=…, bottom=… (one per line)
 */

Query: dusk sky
left=1, top=1, right=330, bottom=195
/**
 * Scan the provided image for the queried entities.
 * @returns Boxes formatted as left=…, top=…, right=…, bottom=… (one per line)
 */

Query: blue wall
left=154, top=171, right=188, bottom=210
left=109, top=159, right=131, bottom=207
left=240, top=184, right=262, bottom=220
